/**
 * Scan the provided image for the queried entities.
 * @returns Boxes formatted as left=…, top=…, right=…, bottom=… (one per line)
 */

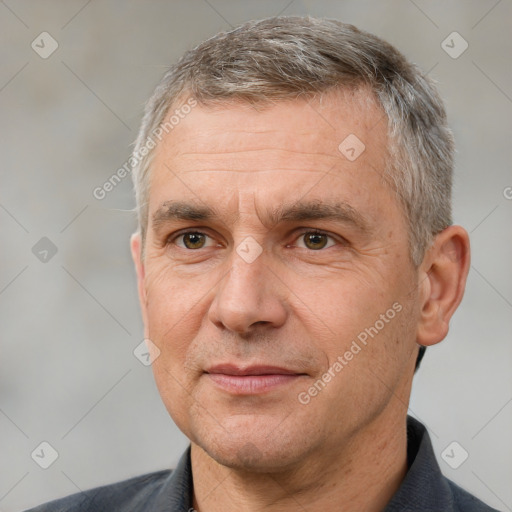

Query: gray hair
left=131, top=15, right=454, bottom=267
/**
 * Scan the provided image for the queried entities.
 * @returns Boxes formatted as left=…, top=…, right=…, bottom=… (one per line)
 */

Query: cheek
left=144, top=265, right=204, bottom=428
left=292, top=268, right=390, bottom=347
left=150, top=356, right=198, bottom=440
left=297, top=262, right=414, bottom=386
left=143, top=262, right=207, bottom=357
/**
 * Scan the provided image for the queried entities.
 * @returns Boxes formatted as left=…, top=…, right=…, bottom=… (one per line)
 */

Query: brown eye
left=295, top=231, right=337, bottom=251
left=180, top=232, right=207, bottom=249
left=303, top=232, right=329, bottom=250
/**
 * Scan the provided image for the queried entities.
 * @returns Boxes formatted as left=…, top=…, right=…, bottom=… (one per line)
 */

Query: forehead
left=147, top=88, right=398, bottom=230
left=156, top=88, right=387, bottom=166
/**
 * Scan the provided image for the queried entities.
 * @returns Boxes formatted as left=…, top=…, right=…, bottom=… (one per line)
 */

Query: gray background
left=1, top=1, right=511, bottom=511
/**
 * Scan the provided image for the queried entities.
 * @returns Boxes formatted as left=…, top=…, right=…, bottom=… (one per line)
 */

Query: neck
left=190, top=408, right=409, bottom=512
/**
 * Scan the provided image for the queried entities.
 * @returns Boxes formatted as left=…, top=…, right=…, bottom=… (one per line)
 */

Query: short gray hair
left=131, top=15, right=454, bottom=267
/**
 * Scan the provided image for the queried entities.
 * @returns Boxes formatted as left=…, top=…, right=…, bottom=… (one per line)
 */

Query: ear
left=416, top=225, right=471, bottom=346
left=130, top=232, right=149, bottom=337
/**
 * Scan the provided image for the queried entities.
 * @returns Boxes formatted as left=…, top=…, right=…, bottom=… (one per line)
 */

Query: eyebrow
left=151, top=199, right=372, bottom=234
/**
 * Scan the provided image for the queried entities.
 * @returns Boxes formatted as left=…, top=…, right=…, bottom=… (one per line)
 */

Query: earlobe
left=416, top=225, right=470, bottom=347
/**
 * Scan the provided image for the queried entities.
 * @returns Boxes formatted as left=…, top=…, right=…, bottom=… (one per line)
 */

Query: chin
left=193, top=418, right=312, bottom=473
left=207, top=441, right=302, bottom=473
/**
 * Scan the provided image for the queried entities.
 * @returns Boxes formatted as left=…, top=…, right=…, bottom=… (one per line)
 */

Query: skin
left=130, top=88, right=470, bottom=511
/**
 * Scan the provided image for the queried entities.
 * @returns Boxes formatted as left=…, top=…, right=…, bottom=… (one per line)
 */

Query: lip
left=206, top=364, right=301, bottom=376
left=205, top=364, right=306, bottom=394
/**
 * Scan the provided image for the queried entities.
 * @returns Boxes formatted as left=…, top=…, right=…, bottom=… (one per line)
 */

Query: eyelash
left=167, top=228, right=343, bottom=250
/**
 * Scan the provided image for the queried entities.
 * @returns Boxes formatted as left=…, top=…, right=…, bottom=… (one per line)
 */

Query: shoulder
left=386, top=417, right=500, bottom=512
left=447, top=478, right=501, bottom=512
left=23, top=469, right=173, bottom=512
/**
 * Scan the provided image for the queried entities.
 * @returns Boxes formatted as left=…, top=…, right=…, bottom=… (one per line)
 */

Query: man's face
left=132, top=89, right=422, bottom=472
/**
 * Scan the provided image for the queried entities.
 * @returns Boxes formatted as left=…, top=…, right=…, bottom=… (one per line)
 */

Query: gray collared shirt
left=25, top=416, right=499, bottom=511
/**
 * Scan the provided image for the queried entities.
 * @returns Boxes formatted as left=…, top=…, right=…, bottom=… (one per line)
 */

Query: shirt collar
left=153, top=444, right=194, bottom=510
left=384, top=415, right=454, bottom=511
left=153, top=416, right=448, bottom=511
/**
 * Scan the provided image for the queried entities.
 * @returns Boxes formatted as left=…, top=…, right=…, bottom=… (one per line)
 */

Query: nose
left=207, top=248, right=288, bottom=335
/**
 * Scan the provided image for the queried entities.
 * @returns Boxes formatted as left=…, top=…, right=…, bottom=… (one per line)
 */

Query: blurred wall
left=1, top=1, right=511, bottom=510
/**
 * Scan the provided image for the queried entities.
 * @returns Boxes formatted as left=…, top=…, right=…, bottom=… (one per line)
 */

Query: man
left=27, top=15, right=498, bottom=512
